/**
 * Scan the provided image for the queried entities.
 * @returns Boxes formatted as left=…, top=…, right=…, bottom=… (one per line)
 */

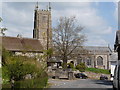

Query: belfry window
left=42, top=15, right=47, bottom=23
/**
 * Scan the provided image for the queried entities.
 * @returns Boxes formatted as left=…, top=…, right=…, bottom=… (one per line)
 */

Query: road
left=48, top=79, right=113, bottom=89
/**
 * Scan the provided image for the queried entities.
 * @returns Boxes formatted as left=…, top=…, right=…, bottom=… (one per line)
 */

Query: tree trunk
left=63, top=56, right=67, bottom=69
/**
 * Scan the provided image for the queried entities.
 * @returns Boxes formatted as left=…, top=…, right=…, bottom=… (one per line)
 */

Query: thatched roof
left=1, top=36, right=43, bottom=52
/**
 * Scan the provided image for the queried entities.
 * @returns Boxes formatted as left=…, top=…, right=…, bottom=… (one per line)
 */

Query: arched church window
left=86, top=57, right=91, bottom=65
left=97, top=56, right=103, bottom=65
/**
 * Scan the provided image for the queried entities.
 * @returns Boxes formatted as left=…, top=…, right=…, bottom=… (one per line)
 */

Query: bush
left=2, top=73, right=48, bottom=88
left=86, top=67, right=110, bottom=74
left=2, top=66, right=10, bottom=84
left=67, top=63, right=74, bottom=68
left=14, top=75, right=48, bottom=88
left=3, top=59, right=39, bottom=81
left=76, top=63, right=86, bottom=72
left=2, top=49, right=48, bottom=88
left=2, top=48, right=13, bottom=65
left=2, top=84, right=11, bottom=88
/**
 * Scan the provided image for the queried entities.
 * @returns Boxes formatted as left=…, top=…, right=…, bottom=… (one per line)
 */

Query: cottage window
left=97, top=56, right=103, bottom=65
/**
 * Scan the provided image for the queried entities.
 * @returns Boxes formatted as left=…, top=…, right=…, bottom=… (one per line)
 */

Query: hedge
left=2, top=77, right=48, bottom=89
left=14, top=77, right=48, bottom=88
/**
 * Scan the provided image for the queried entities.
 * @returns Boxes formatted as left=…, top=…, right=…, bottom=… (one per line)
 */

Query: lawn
left=86, top=67, right=110, bottom=74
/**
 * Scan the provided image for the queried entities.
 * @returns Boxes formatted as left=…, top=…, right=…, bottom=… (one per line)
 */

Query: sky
left=1, top=1, right=118, bottom=49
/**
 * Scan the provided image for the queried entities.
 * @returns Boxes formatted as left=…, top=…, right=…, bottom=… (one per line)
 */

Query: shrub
left=2, top=70, right=48, bottom=89
left=2, top=48, right=13, bottom=65
left=2, top=49, right=48, bottom=88
left=14, top=77, right=48, bottom=88
left=4, top=59, right=39, bottom=81
left=7, top=60, right=24, bottom=81
left=2, top=66, right=10, bottom=84
left=67, top=63, right=74, bottom=68
left=14, top=71, right=48, bottom=88
left=2, top=73, right=48, bottom=89
left=2, top=84, right=11, bottom=88
left=76, top=63, right=86, bottom=72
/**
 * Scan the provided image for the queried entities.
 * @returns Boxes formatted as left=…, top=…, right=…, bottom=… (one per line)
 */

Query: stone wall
left=48, top=68, right=74, bottom=80
left=15, top=52, right=43, bottom=58
left=84, top=71, right=110, bottom=80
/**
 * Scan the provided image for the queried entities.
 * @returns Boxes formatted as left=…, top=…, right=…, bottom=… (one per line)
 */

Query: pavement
left=48, top=78, right=113, bottom=89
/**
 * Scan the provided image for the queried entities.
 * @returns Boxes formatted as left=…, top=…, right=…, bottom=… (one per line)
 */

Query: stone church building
left=33, top=3, right=52, bottom=49
left=74, top=46, right=112, bottom=70
left=1, top=3, right=114, bottom=70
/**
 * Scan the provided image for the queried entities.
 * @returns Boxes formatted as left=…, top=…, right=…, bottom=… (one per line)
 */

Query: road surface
left=48, top=79, right=113, bottom=89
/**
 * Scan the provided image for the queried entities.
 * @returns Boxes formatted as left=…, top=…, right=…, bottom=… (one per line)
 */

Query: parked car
left=100, top=74, right=108, bottom=80
left=74, top=73, right=88, bottom=79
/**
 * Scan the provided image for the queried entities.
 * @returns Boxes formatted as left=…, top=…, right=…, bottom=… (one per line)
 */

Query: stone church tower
left=33, top=3, right=52, bottom=50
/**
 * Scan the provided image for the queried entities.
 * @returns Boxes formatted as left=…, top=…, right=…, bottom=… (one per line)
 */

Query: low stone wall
left=48, top=68, right=74, bottom=80
left=84, top=71, right=110, bottom=80
left=48, top=68, right=110, bottom=80
left=56, top=69, right=68, bottom=79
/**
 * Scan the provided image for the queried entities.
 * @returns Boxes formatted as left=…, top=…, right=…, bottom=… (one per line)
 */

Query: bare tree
left=53, top=16, right=86, bottom=68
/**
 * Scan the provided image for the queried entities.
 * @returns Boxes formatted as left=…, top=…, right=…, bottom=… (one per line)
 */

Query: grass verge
left=86, top=67, right=110, bottom=74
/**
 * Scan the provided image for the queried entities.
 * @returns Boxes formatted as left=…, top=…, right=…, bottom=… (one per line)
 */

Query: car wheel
left=80, top=77, right=82, bottom=79
left=113, top=84, right=117, bottom=90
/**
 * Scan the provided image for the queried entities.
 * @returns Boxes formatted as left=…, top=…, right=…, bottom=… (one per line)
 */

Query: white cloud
left=52, top=2, right=114, bottom=46
left=2, top=2, right=116, bottom=46
left=2, top=2, right=34, bottom=38
left=52, top=3, right=112, bottom=35
left=85, top=35, right=109, bottom=46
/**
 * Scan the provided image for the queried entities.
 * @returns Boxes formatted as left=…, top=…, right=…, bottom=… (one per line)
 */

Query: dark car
left=74, top=73, right=88, bottom=79
left=100, top=75, right=108, bottom=80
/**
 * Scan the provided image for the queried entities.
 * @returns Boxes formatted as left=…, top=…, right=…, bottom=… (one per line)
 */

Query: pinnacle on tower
left=49, top=2, right=51, bottom=11
left=35, top=2, right=39, bottom=10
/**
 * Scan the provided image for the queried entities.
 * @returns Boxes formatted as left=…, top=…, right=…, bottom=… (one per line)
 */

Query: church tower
left=33, top=2, right=52, bottom=50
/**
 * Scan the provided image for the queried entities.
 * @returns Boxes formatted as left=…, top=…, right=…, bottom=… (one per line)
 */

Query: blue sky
left=1, top=2, right=118, bottom=49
